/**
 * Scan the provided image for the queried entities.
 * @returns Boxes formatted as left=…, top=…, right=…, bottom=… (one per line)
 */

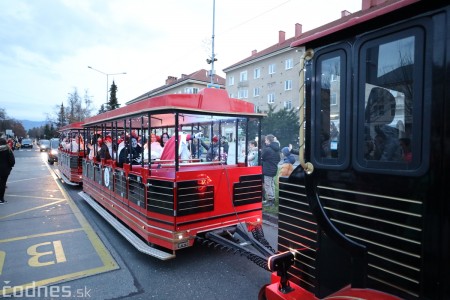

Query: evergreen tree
left=56, top=102, right=66, bottom=128
left=261, top=105, right=300, bottom=147
left=98, top=104, right=107, bottom=114
left=108, top=80, right=120, bottom=110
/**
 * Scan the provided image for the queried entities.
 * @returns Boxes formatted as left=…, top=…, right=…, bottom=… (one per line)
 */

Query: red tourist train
left=261, top=1, right=450, bottom=299
left=69, top=88, right=267, bottom=259
left=57, top=121, right=85, bottom=185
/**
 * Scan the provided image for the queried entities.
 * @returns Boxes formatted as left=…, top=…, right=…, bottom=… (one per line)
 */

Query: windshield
left=50, top=139, right=59, bottom=149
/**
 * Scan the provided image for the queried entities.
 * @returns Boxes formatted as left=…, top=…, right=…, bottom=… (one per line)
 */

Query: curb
left=262, top=212, right=278, bottom=226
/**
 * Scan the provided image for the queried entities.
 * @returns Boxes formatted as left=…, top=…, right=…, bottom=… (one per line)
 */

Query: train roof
left=290, top=0, right=422, bottom=48
left=58, top=121, right=84, bottom=132
left=83, top=88, right=264, bottom=126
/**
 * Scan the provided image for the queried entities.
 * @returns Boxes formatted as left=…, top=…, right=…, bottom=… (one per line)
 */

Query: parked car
left=21, top=138, right=33, bottom=149
left=38, top=139, right=50, bottom=152
left=47, top=138, right=60, bottom=165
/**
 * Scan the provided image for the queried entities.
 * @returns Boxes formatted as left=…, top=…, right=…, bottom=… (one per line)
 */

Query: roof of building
left=223, top=0, right=424, bottom=71
left=127, top=69, right=225, bottom=104
left=223, top=35, right=297, bottom=72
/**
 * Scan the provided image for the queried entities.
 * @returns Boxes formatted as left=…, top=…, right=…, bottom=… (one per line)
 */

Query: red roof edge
left=290, top=0, right=420, bottom=48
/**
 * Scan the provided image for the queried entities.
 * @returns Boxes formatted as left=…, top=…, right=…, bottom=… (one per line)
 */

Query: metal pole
left=87, top=66, right=126, bottom=109
left=210, top=0, right=216, bottom=85
left=106, top=74, right=109, bottom=107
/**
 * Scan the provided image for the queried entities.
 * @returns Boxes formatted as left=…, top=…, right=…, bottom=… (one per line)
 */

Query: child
left=279, top=147, right=295, bottom=177
left=247, top=140, right=258, bottom=166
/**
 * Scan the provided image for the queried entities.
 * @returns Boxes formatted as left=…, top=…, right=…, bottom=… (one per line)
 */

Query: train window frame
left=353, top=22, right=430, bottom=176
left=310, top=44, right=351, bottom=169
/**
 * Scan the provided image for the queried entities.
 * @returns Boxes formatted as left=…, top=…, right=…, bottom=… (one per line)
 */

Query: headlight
left=51, top=149, right=58, bottom=155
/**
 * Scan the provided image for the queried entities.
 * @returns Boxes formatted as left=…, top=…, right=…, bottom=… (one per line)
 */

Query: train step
left=54, top=168, right=80, bottom=186
left=78, top=191, right=176, bottom=260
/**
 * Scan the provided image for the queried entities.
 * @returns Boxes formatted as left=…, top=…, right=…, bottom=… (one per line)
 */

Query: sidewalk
left=0, top=152, right=117, bottom=297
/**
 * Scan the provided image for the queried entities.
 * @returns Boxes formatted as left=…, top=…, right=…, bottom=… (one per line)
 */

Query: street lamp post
left=87, top=66, right=126, bottom=108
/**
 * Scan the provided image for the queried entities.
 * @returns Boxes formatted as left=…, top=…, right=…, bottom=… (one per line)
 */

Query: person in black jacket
left=0, top=138, right=15, bottom=204
left=261, top=134, right=280, bottom=207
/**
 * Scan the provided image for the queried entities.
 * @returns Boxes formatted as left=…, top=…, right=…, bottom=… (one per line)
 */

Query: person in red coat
left=7, top=138, right=14, bottom=151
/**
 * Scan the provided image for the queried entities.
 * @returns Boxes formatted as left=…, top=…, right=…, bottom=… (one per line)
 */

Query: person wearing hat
left=96, top=136, right=112, bottom=161
left=201, top=135, right=220, bottom=162
left=279, top=147, right=295, bottom=177
left=0, top=138, right=15, bottom=204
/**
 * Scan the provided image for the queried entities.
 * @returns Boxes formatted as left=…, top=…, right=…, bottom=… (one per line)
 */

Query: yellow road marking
left=0, top=163, right=118, bottom=297
left=0, top=228, right=84, bottom=243
left=27, top=241, right=67, bottom=267
left=0, top=251, right=5, bottom=275
left=2, top=194, right=65, bottom=201
left=0, top=199, right=66, bottom=220
left=47, top=163, right=118, bottom=271
left=6, top=175, right=53, bottom=184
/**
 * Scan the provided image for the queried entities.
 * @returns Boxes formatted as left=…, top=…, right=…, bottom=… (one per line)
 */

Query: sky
left=0, top=0, right=361, bottom=122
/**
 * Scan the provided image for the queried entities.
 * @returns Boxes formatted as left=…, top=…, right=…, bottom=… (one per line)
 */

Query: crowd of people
left=243, top=134, right=297, bottom=208
left=59, top=130, right=233, bottom=166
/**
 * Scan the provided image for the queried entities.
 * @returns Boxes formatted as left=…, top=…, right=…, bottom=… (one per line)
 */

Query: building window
left=267, top=93, right=275, bottom=104
left=238, top=89, right=248, bottom=99
left=268, top=64, right=276, bottom=75
left=253, top=87, right=260, bottom=97
left=184, top=87, right=199, bottom=94
left=284, top=100, right=292, bottom=109
left=285, top=58, right=293, bottom=70
left=254, top=105, right=260, bottom=113
left=228, top=76, right=234, bottom=86
left=285, top=80, right=292, bottom=91
left=240, top=71, right=248, bottom=82
left=254, top=68, right=261, bottom=79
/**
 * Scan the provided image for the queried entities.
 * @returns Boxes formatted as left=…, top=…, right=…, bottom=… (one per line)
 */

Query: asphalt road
left=12, top=147, right=278, bottom=300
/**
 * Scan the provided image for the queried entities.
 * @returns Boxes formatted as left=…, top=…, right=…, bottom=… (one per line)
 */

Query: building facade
left=223, top=24, right=306, bottom=114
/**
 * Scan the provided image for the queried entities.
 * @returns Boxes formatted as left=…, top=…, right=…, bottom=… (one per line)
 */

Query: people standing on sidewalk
left=261, top=134, right=280, bottom=207
left=0, top=138, right=15, bottom=204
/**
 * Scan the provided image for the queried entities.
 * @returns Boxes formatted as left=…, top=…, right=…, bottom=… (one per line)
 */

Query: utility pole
left=206, top=0, right=218, bottom=87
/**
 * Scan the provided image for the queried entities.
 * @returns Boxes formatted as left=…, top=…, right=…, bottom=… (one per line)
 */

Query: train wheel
left=258, top=284, right=269, bottom=300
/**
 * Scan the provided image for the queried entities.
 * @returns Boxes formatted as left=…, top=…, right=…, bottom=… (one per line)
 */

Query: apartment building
left=223, top=24, right=305, bottom=113
left=126, top=69, right=225, bottom=105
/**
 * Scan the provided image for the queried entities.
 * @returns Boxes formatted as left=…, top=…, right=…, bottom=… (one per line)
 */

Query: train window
left=354, top=26, right=426, bottom=175
left=312, top=46, right=350, bottom=169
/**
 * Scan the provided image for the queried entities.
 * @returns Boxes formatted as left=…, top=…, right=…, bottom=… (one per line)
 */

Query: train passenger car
left=78, top=88, right=265, bottom=260
left=261, top=1, right=450, bottom=299
left=56, top=121, right=85, bottom=185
